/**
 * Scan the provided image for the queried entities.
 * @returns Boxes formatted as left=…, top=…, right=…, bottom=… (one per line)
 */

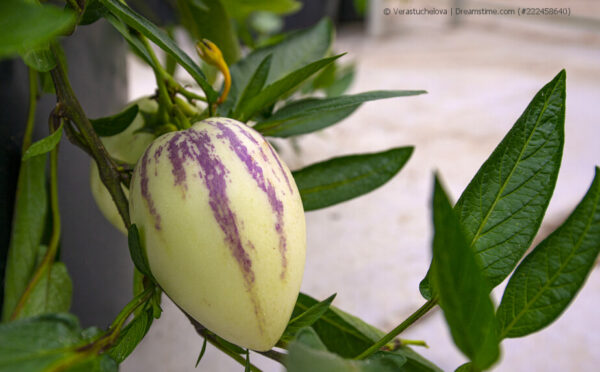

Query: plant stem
left=22, top=68, right=38, bottom=151
left=139, top=35, right=173, bottom=125
left=105, top=285, right=154, bottom=342
left=354, top=297, right=438, bottom=360
left=48, top=43, right=131, bottom=229
left=257, top=349, right=286, bottom=365
left=186, top=314, right=263, bottom=371
left=10, top=117, right=63, bottom=320
left=47, top=286, right=155, bottom=372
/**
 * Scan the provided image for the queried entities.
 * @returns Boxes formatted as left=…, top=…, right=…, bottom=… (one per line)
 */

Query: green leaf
left=421, top=70, right=567, bottom=299
left=293, top=147, right=413, bottom=211
left=22, top=124, right=63, bottom=161
left=176, top=0, right=241, bottom=64
left=99, top=0, right=218, bottom=102
left=0, top=1, right=76, bottom=58
left=221, top=0, right=301, bottom=21
left=455, top=362, right=477, bottom=372
left=280, top=294, right=336, bottom=343
left=79, top=0, right=108, bottom=26
left=254, top=90, right=426, bottom=138
left=39, top=71, right=56, bottom=94
left=291, top=293, right=381, bottom=357
left=392, top=347, right=443, bottom=372
left=21, top=47, right=56, bottom=72
left=325, top=64, right=355, bottom=97
left=195, top=337, right=208, bottom=367
left=220, top=18, right=333, bottom=115
left=235, top=54, right=342, bottom=122
left=497, top=167, right=600, bottom=339
left=293, top=294, right=442, bottom=371
left=244, top=350, right=250, bottom=372
left=234, top=54, right=272, bottom=117
left=454, top=70, right=566, bottom=287
left=0, top=313, right=116, bottom=372
left=104, top=15, right=155, bottom=68
left=108, top=309, right=153, bottom=363
left=128, top=225, right=153, bottom=280
left=429, top=175, right=500, bottom=370
left=90, top=104, right=139, bottom=137
left=286, top=328, right=407, bottom=372
left=18, top=263, right=72, bottom=320
left=2, top=156, right=47, bottom=321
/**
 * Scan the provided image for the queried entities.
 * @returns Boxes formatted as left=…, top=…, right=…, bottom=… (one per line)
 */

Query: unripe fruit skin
left=90, top=98, right=158, bottom=233
left=129, top=118, right=306, bottom=351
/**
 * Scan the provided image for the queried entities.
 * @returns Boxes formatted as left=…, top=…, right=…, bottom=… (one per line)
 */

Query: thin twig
left=49, top=43, right=131, bottom=229
left=354, top=297, right=438, bottom=360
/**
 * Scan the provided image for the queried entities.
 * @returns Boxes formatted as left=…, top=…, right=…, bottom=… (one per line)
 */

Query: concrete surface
left=122, top=7, right=600, bottom=372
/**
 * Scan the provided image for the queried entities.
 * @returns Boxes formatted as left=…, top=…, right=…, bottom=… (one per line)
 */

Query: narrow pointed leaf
left=254, top=90, right=426, bottom=137
left=2, top=156, right=47, bottom=321
left=293, top=147, right=413, bottom=211
left=99, top=0, right=217, bottom=102
left=291, top=293, right=382, bottom=357
left=497, top=167, right=600, bottom=338
left=454, top=70, right=566, bottom=287
left=22, top=125, right=63, bottom=161
left=233, top=54, right=273, bottom=117
left=0, top=1, right=76, bottom=58
left=176, top=0, right=240, bottom=64
left=293, top=294, right=442, bottom=370
left=430, top=175, right=500, bottom=370
left=280, top=294, right=336, bottom=343
left=104, top=15, right=154, bottom=68
left=421, top=70, right=567, bottom=299
left=220, top=18, right=333, bottom=115
left=108, top=309, right=153, bottom=363
left=18, top=263, right=72, bottom=320
left=195, top=337, right=207, bottom=367
left=90, top=104, right=139, bottom=137
left=286, top=328, right=407, bottom=372
left=235, top=55, right=342, bottom=122
left=128, top=225, right=153, bottom=280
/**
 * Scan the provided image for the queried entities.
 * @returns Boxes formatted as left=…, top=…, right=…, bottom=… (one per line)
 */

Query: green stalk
left=139, top=35, right=173, bottom=125
left=22, top=68, right=38, bottom=151
left=354, top=298, right=438, bottom=360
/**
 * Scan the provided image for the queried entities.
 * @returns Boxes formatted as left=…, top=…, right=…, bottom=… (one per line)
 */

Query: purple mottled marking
left=164, top=130, right=254, bottom=283
left=266, top=143, right=293, bottom=194
left=153, top=145, right=163, bottom=176
left=212, top=121, right=289, bottom=276
left=140, top=148, right=162, bottom=230
left=167, top=132, right=189, bottom=188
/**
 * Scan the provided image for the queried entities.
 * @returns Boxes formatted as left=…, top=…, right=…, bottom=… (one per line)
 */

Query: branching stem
left=48, top=42, right=130, bottom=229
left=354, top=297, right=438, bottom=360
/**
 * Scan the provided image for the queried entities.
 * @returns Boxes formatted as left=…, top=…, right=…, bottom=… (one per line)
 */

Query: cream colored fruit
left=129, top=118, right=306, bottom=351
left=90, top=98, right=158, bottom=233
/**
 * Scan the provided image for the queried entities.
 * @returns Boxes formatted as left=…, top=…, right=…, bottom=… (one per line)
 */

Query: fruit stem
left=354, top=297, right=438, bottom=360
left=186, top=314, right=263, bottom=371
